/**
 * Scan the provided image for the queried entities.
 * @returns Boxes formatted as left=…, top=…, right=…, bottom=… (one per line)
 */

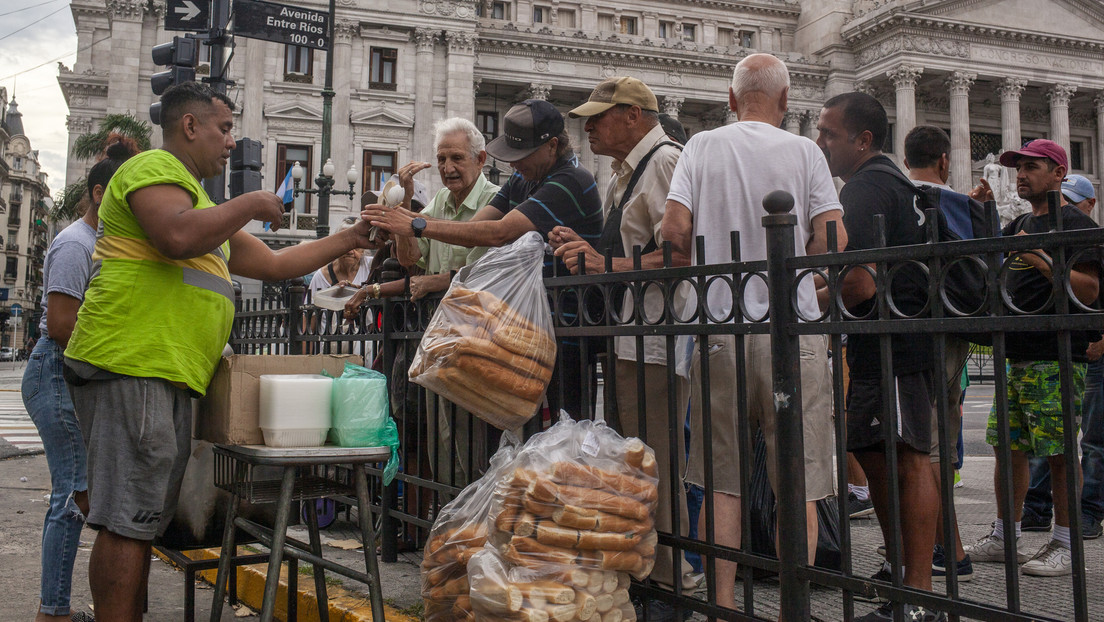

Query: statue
left=979, top=153, right=1031, bottom=227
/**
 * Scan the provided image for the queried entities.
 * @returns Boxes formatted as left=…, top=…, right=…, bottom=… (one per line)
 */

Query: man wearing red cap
left=964, top=139, right=1101, bottom=577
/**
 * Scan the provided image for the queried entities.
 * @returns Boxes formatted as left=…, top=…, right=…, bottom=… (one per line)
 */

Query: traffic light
left=149, top=35, right=199, bottom=125
left=229, top=138, right=263, bottom=197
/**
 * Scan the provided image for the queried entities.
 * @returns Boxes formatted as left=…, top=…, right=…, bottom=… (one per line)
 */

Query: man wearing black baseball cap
left=964, top=138, right=1102, bottom=578
left=363, top=98, right=602, bottom=419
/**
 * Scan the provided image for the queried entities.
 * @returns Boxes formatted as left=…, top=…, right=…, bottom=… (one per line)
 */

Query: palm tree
left=50, top=113, right=152, bottom=224
left=71, top=112, right=152, bottom=160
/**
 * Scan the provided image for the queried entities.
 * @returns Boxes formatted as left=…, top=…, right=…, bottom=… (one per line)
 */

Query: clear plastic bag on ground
left=409, top=232, right=556, bottom=431
left=422, top=435, right=521, bottom=621
left=325, top=363, right=400, bottom=483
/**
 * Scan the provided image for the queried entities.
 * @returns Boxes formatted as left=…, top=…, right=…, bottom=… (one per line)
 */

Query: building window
left=558, top=9, right=575, bottom=27
left=970, top=131, right=1002, bottom=163
left=491, top=1, right=509, bottom=20
left=597, top=13, right=614, bottom=32
left=5, top=258, right=16, bottom=279
left=11, top=156, right=22, bottom=171
left=370, top=47, right=398, bottom=91
left=717, top=28, right=734, bottom=47
left=284, top=45, right=313, bottom=79
left=659, top=21, right=675, bottom=40
left=1070, top=141, right=1084, bottom=171
left=9, top=183, right=21, bottom=204
left=620, top=16, right=637, bottom=35
left=276, top=144, right=312, bottom=213
left=362, top=150, right=396, bottom=196
left=739, top=30, right=755, bottom=47
left=477, top=111, right=499, bottom=142
left=682, top=23, right=696, bottom=42
left=533, top=5, right=548, bottom=23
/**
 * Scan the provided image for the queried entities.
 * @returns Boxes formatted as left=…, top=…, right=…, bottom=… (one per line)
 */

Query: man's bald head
left=731, top=53, right=790, bottom=102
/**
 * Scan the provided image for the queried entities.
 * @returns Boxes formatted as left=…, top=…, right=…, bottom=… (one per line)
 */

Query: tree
left=50, top=113, right=152, bottom=224
left=71, top=112, right=152, bottom=161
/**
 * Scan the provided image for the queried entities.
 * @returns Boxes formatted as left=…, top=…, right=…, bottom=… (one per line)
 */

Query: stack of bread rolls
left=423, top=524, right=486, bottom=620
left=410, top=286, right=556, bottom=430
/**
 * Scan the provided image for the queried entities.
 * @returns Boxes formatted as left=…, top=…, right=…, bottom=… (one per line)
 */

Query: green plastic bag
left=327, top=362, right=400, bottom=484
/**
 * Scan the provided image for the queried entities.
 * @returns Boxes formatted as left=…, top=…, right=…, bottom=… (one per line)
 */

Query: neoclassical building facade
left=59, top=0, right=1104, bottom=243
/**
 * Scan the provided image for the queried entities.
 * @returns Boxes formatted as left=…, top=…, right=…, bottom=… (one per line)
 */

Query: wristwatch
left=411, top=217, right=427, bottom=238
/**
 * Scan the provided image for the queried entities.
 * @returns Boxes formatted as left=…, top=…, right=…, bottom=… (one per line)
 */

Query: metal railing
left=230, top=192, right=1100, bottom=621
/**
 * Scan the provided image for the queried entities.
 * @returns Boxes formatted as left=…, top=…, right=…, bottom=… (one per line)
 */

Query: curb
left=154, top=546, right=420, bottom=622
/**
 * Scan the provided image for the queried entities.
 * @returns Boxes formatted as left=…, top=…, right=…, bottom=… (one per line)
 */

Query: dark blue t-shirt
left=490, top=153, right=603, bottom=278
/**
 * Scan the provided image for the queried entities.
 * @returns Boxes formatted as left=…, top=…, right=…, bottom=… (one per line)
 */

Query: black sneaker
left=856, top=602, right=947, bottom=622
left=849, top=491, right=875, bottom=519
left=1083, top=518, right=1103, bottom=540
left=70, top=613, right=96, bottom=622
left=932, top=544, right=973, bottom=582
left=854, top=563, right=892, bottom=603
left=1021, top=511, right=1052, bottom=532
left=633, top=598, right=693, bottom=622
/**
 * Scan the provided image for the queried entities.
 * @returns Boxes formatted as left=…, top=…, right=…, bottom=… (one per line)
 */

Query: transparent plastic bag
left=409, top=232, right=556, bottom=430
left=488, top=415, right=659, bottom=588
left=325, top=363, right=400, bottom=483
left=422, top=435, right=521, bottom=621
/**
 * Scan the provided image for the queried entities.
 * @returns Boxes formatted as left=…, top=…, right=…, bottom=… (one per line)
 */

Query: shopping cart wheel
left=302, top=498, right=338, bottom=530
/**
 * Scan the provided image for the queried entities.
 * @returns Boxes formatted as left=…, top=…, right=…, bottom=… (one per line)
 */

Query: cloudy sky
left=0, top=0, right=79, bottom=196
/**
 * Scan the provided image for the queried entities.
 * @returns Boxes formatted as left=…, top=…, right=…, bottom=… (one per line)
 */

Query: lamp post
left=290, top=158, right=358, bottom=237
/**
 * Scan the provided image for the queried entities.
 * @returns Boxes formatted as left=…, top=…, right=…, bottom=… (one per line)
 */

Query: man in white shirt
left=549, top=76, right=693, bottom=620
left=660, top=53, right=847, bottom=612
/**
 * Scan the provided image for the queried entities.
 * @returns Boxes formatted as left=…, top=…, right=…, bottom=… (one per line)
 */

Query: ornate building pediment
left=349, top=108, right=414, bottom=129
left=263, top=101, right=324, bottom=122
left=918, top=0, right=1104, bottom=38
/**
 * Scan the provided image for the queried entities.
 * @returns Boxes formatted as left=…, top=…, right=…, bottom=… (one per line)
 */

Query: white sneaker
left=963, top=533, right=1032, bottom=564
left=1022, top=540, right=1072, bottom=577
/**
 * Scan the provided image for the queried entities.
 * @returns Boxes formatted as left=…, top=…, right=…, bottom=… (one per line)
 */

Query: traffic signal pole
left=203, top=0, right=232, bottom=203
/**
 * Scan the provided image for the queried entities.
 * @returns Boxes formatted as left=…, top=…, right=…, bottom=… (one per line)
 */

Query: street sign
left=165, top=0, right=211, bottom=31
left=10, top=304, right=22, bottom=315
left=0, top=289, right=7, bottom=302
left=234, top=0, right=330, bottom=50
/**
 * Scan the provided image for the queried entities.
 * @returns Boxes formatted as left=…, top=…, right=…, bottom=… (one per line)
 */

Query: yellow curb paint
left=153, top=546, right=419, bottom=622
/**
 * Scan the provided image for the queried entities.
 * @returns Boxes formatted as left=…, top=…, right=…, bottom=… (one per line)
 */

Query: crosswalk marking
left=0, top=392, right=40, bottom=453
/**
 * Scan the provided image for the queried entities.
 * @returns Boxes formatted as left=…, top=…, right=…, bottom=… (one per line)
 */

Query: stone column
left=758, top=26, right=774, bottom=51
left=802, top=110, right=818, bottom=141
left=527, top=83, right=551, bottom=100
left=105, top=0, right=146, bottom=115
left=241, top=38, right=266, bottom=146
left=445, top=31, right=476, bottom=122
left=1095, top=93, right=1104, bottom=223
left=1047, top=84, right=1077, bottom=160
left=783, top=110, right=802, bottom=135
left=662, top=96, right=684, bottom=119
left=413, top=29, right=437, bottom=164
left=997, top=78, right=1027, bottom=152
left=887, top=65, right=922, bottom=164
left=945, top=71, right=976, bottom=192
left=331, top=19, right=357, bottom=207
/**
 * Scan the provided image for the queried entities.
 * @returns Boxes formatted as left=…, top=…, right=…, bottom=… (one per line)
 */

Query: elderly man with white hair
left=660, top=52, right=846, bottom=613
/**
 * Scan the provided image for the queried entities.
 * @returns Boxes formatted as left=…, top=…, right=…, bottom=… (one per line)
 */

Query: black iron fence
left=229, top=192, right=1101, bottom=621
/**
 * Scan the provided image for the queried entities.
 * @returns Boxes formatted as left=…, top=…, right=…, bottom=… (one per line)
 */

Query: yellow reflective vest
left=65, top=150, right=234, bottom=395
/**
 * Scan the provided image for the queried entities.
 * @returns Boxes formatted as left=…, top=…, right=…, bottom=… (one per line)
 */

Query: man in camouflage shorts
left=964, top=140, right=1101, bottom=577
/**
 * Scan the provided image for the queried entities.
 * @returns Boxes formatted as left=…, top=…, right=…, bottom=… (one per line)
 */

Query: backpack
left=864, top=163, right=992, bottom=321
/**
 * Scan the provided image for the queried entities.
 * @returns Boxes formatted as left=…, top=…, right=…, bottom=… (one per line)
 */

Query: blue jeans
left=23, top=337, right=87, bottom=616
left=1023, top=357, right=1104, bottom=524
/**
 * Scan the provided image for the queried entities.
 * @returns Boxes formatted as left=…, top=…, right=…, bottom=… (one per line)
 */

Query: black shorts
left=846, top=370, right=935, bottom=454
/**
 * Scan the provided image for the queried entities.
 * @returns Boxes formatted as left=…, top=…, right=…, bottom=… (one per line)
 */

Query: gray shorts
left=70, top=375, right=192, bottom=541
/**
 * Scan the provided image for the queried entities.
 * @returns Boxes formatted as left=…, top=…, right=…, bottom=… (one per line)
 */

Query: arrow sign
left=165, top=0, right=210, bottom=31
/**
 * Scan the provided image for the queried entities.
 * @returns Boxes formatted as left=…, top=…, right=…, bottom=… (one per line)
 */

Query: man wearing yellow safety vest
left=62, top=81, right=383, bottom=621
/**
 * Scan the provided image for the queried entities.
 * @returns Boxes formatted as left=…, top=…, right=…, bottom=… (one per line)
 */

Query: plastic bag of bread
left=409, top=232, right=555, bottom=430
left=489, top=416, right=659, bottom=596
left=422, top=435, right=521, bottom=621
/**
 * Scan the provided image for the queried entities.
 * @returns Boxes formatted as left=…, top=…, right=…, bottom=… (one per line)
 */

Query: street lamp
left=290, top=158, right=359, bottom=238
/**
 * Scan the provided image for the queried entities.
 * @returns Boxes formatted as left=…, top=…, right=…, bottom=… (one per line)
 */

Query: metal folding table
left=207, top=444, right=389, bottom=622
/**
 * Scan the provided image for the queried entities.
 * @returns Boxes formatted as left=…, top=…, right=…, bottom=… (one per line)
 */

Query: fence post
left=380, top=298, right=399, bottom=563
left=762, top=190, right=810, bottom=622
left=288, top=285, right=304, bottom=355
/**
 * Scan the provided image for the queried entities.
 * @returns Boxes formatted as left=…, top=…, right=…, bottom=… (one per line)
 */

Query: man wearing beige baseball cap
left=550, top=76, right=693, bottom=620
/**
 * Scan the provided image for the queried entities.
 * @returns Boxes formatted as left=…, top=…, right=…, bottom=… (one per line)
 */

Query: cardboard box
left=197, top=354, right=361, bottom=445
